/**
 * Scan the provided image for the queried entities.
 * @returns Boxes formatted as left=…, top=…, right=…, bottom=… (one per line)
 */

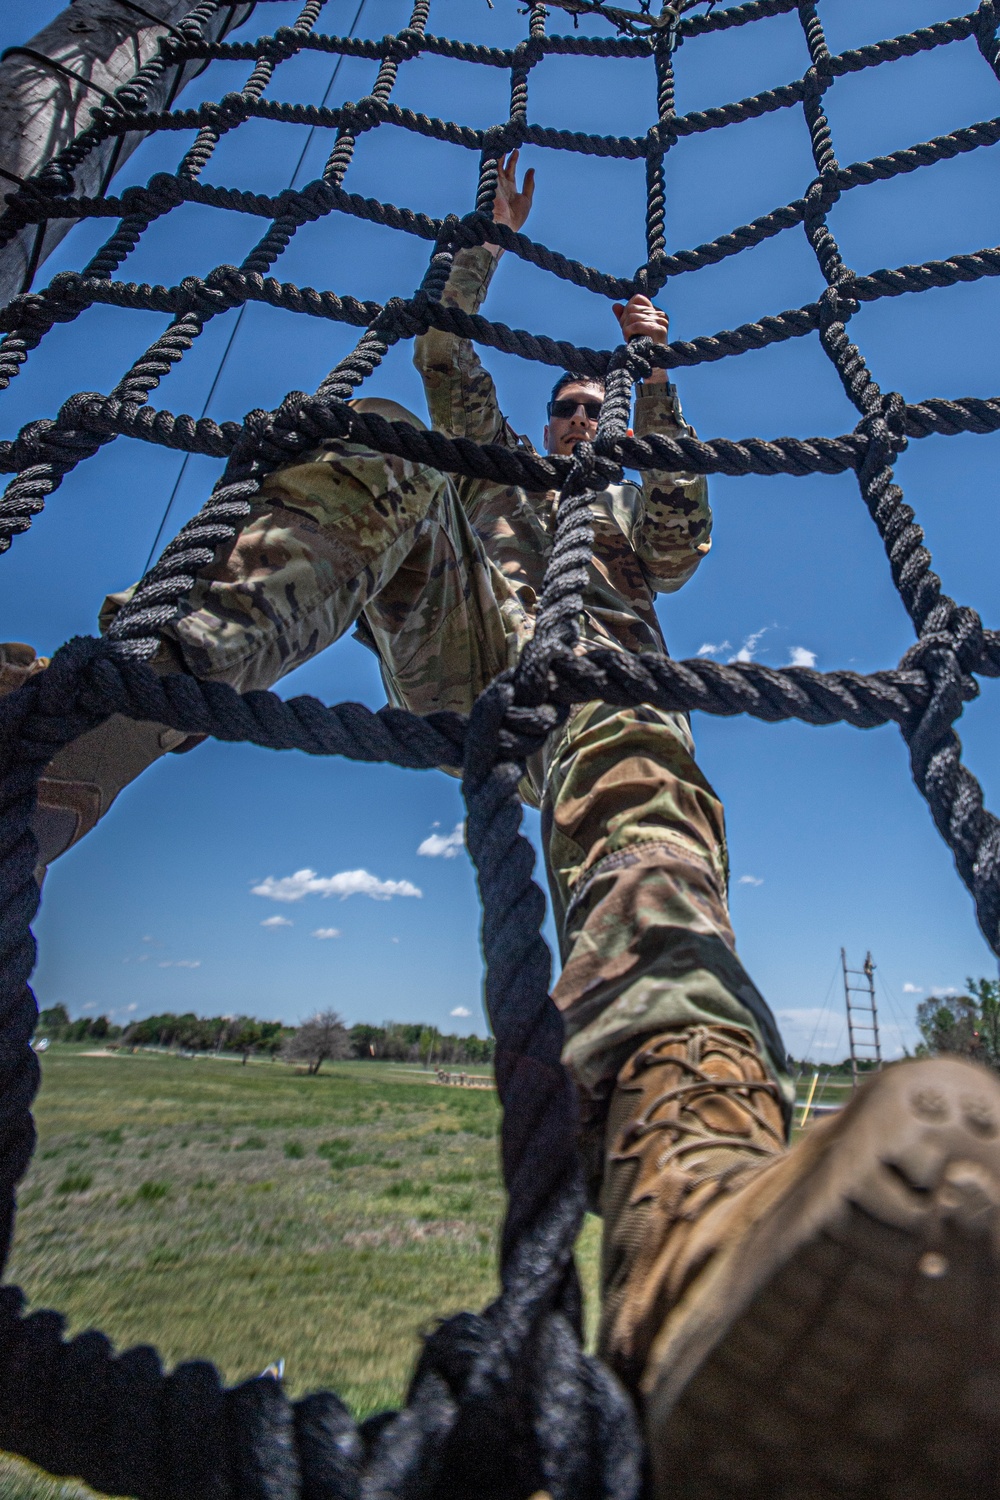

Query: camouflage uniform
left=100, top=244, right=791, bottom=1141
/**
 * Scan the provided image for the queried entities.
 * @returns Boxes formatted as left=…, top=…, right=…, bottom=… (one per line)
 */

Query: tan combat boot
left=599, top=1023, right=1000, bottom=1499
left=0, top=641, right=200, bottom=872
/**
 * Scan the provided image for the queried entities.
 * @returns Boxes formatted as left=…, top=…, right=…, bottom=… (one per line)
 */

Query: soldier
left=5, top=154, right=1000, bottom=1493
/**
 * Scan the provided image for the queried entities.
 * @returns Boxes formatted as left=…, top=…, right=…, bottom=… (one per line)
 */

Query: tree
left=282, top=1010, right=351, bottom=1075
left=350, top=1023, right=384, bottom=1058
left=923, top=990, right=983, bottom=1062
left=226, top=1016, right=262, bottom=1066
left=967, top=976, right=1000, bottom=1067
left=37, top=1004, right=69, bottom=1036
left=257, top=1021, right=288, bottom=1061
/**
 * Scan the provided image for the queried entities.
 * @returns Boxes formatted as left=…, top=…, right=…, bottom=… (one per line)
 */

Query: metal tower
left=841, top=948, right=883, bottom=1088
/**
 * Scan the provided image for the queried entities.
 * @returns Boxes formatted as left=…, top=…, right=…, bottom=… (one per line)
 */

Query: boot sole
left=644, top=1057, right=1000, bottom=1498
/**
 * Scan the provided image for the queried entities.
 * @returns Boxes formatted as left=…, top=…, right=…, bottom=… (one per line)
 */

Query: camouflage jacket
left=413, top=246, right=712, bottom=659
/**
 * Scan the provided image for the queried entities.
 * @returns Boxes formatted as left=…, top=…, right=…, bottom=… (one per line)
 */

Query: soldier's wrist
left=636, top=380, right=683, bottom=421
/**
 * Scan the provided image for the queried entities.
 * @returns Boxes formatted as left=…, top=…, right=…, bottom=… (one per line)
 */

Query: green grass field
left=0, top=1047, right=853, bottom=1497
left=0, top=1046, right=601, bottom=1499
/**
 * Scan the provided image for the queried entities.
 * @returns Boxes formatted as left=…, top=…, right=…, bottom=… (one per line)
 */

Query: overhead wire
left=876, top=964, right=917, bottom=1059
left=798, top=953, right=841, bottom=1068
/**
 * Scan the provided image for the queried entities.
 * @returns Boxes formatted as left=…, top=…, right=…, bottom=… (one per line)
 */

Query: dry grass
left=1, top=1047, right=601, bottom=1499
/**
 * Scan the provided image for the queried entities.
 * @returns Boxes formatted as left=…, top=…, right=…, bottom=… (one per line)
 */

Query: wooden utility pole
left=0, top=0, right=255, bottom=308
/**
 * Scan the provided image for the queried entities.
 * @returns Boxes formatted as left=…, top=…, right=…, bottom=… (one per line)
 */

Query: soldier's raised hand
left=491, top=150, right=535, bottom=235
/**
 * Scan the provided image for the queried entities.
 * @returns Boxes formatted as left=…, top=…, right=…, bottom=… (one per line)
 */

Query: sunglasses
left=547, top=398, right=603, bottom=421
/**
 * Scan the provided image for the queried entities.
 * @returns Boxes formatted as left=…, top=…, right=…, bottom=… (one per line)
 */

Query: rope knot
left=344, top=94, right=383, bottom=130
left=218, top=91, right=251, bottom=124
left=178, top=273, right=225, bottom=315
left=803, top=173, right=841, bottom=225
left=645, top=119, right=677, bottom=155
left=8, top=417, right=56, bottom=470
left=512, top=34, right=546, bottom=70
left=908, top=601, right=986, bottom=677
left=44, top=271, right=89, bottom=310
left=374, top=295, right=426, bottom=339
left=202, top=264, right=247, bottom=310
left=562, top=439, right=598, bottom=493
left=482, top=122, right=521, bottom=156
left=145, top=172, right=186, bottom=211
left=895, top=632, right=969, bottom=780
left=32, top=636, right=108, bottom=731
left=463, top=677, right=516, bottom=791
left=453, top=211, right=493, bottom=249
left=269, top=25, right=304, bottom=59
left=856, top=402, right=907, bottom=490
left=816, top=280, right=857, bottom=332
left=621, top=335, right=656, bottom=385
left=388, top=26, right=423, bottom=61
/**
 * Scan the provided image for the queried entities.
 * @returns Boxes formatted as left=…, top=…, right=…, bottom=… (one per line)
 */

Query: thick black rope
left=1, top=0, right=1000, bottom=1497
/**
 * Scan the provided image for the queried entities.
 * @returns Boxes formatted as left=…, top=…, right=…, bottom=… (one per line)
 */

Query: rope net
left=0, top=0, right=999, bottom=1494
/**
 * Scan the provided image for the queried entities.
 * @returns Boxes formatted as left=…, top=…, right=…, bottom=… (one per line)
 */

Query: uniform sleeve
left=413, top=245, right=520, bottom=449
left=630, top=381, right=712, bottom=594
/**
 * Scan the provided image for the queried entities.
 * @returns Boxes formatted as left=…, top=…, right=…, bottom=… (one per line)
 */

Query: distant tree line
left=121, top=1011, right=289, bottom=1062
left=349, top=1021, right=493, bottom=1065
left=37, top=1005, right=122, bottom=1043
left=34, top=1005, right=494, bottom=1070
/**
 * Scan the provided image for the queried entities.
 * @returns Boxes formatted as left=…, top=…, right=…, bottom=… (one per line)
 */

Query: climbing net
left=1, top=0, right=999, bottom=1493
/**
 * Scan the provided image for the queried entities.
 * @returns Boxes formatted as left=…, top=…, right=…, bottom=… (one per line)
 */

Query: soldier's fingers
left=522, top=166, right=535, bottom=199
left=612, top=303, right=625, bottom=323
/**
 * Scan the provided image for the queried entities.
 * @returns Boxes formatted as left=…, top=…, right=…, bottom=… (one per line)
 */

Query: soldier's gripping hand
left=485, top=150, right=535, bottom=254
left=612, top=295, right=669, bottom=384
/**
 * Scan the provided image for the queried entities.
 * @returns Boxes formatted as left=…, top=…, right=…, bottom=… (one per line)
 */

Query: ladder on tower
left=841, top=948, right=883, bottom=1088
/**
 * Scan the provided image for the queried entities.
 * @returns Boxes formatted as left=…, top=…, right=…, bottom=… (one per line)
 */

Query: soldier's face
left=544, top=380, right=605, bottom=456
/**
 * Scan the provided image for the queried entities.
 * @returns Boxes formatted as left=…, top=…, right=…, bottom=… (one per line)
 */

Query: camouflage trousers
left=101, top=412, right=791, bottom=1138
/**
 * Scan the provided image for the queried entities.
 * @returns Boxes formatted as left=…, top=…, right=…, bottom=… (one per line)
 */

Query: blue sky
left=2, top=0, right=998, bottom=1059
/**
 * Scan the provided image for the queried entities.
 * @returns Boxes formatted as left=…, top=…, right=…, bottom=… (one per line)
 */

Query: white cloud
left=729, top=626, right=769, bottom=665
left=418, top=822, right=465, bottom=859
left=450, top=1006, right=472, bottom=1018
left=126, top=1004, right=137, bottom=1013
left=142, top=935, right=154, bottom=944
left=738, top=874, right=764, bottom=887
left=137, top=954, right=149, bottom=964
left=312, top=928, right=341, bottom=940
left=902, top=982, right=923, bottom=994
left=82, top=1002, right=95, bottom=1011
left=697, top=640, right=730, bottom=658
left=932, top=985, right=960, bottom=997
left=158, top=959, right=201, bottom=969
left=261, top=915, right=293, bottom=928
left=788, top=646, right=817, bottom=668
left=252, top=868, right=422, bottom=903
left=391, top=936, right=399, bottom=943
